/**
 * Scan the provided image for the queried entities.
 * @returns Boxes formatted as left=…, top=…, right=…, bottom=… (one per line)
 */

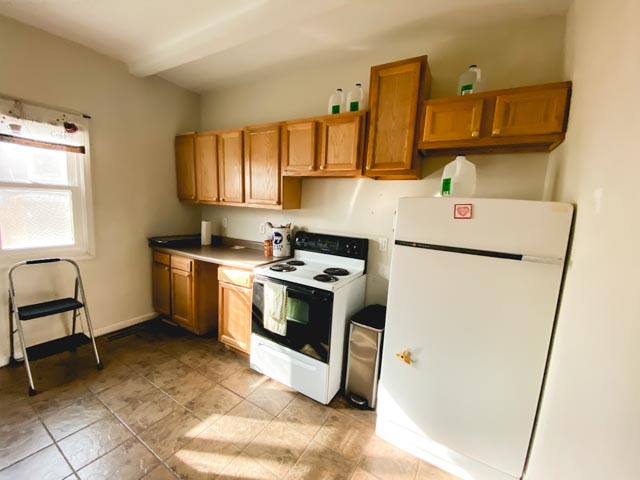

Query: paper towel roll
left=201, top=221, right=212, bottom=246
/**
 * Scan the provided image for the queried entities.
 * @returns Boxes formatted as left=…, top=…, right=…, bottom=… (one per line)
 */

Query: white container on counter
left=201, top=221, right=212, bottom=245
left=267, top=222, right=291, bottom=257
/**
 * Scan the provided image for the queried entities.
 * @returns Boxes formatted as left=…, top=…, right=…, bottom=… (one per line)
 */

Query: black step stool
left=8, top=258, right=103, bottom=396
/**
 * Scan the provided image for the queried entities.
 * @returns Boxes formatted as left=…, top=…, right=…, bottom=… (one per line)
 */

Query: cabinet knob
left=471, top=130, right=479, bottom=138
left=165, top=266, right=169, bottom=271
left=395, top=349, right=412, bottom=365
left=492, top=128, right=501, bottom=136
left=319, top=165, right=327, bottom=170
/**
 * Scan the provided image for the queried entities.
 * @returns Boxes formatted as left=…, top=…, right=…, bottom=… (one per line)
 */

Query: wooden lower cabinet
left=151, top=260, right=171, bottom=316
left=218, top=266, right=253, bottom=354
left=171, top=267, right=194, bottom=329
left=151, top=251, right=218, bottom=335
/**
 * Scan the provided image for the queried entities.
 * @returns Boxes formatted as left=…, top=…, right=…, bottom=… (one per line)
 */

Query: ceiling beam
left=128, top=0, right=351, bottom=77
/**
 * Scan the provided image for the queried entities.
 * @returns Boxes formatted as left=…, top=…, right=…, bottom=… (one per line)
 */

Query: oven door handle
left=253, top=279, right=318, bottom=297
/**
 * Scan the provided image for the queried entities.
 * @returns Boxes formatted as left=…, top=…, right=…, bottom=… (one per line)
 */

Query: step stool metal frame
left=8, top=258, right=103, bottom=396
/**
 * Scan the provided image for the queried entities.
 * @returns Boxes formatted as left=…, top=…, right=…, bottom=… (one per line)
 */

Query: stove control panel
left=294, top=231, right=369, bottom=261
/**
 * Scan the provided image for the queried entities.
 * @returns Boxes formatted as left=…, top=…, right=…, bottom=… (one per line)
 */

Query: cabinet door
left=218, top=281, right=252, bottom=354
left=245, top=123, right=281, bottom=205
left=175, top=134, right=196, bottom=201
left=171, top=268, right=195, bottom=330
left=282, top=120, right=316, bottom=174
left=318, top=112, right=364, bottom=174
left=491, top=86, right=568, bottom=137
left=218, top=130, right=245, bottom=203
left=152, top=262, right=171, bottom=316
left=422, top=98, right=484, bottom=142
left=195, top=132, right=219, bottom=203
left=366, top=56, right=430, bottom=177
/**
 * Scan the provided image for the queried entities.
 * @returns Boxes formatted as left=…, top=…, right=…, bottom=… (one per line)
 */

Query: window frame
left=0, top=142, right=95, bottom=266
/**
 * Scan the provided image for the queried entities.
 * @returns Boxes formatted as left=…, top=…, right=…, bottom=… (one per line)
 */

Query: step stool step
left=18, top=297, right=84, bottom=321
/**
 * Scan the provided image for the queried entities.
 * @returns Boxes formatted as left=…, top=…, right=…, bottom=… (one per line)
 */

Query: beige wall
left=200, top=15, right=566, bottom=305
left=0, top=15, right=201, bottom=365
left=526, top=1, right=640, bottom=478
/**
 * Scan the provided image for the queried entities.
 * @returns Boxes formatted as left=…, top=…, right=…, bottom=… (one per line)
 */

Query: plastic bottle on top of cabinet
left=441, top=155, right=476, bottom=197
left=457, top=65, right=483, bottom=95
left=328, top=88, right=344, bottom=114
left=346, top=83, right=366, bottom=111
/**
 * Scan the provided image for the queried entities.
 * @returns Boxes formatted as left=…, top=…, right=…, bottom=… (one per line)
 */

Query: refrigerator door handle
left=521, top=255, right=564, bottom=265
left=395, top=240, right=564, bottom=265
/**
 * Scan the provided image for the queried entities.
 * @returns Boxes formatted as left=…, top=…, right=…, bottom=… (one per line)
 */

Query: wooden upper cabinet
left=419, top=81, right=571, bottom=154
left=491, top=86, right=569, bottom=137
left=195, top=132, right=219, bottom=203
left=282, top=120, right=316, bottom=174
left=365, top=56, right=431, bottom=179
left=218, top=129, right=245, bottom=204
left=318, top=111, right=365, bottom=176
left=422, top=98, right=484, bottom=142
left=175, top=134, right=197, bottom=201
left=244, top=123, right=281, bottom=206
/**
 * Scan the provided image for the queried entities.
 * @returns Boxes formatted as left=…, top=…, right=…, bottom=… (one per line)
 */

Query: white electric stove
left=250, top=231, right=368, bottom=404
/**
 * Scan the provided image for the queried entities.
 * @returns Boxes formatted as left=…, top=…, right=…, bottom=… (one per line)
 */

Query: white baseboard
left=0, top=312, right=157, bottom=368
left=94, top=312, right=157, bottom=337
left=375, top=415, right=518, bottom=480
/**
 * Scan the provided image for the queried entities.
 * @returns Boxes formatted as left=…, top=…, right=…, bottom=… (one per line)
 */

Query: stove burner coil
left=270, top=264, right=297, bottom=272
left=286, top=260, right=306, bottom=266
left=323, top=267, right=350, bottom=276
left=314, top=274, right=338, bottom=283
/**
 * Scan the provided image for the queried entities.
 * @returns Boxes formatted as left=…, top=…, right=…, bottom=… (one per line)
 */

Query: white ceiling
left=0, top=0, right=571, bottom=93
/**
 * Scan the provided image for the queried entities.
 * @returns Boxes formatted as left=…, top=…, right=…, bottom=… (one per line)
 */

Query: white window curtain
left=0, top=95, right=94, bottom=262
left=0, top=96, right=89, bottom=153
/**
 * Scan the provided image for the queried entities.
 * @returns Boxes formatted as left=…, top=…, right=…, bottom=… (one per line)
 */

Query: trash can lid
left=351, top=304, right=386, bottom=331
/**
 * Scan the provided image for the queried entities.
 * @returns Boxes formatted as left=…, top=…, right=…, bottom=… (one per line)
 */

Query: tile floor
left=0, top=320, right=459, bottom=480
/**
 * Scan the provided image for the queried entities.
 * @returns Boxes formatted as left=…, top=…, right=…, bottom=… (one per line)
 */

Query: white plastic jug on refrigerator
left=377, top=197, right=574, bottom=480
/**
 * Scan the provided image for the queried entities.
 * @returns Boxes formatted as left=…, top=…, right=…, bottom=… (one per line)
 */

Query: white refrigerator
left=377, top=198, right=574, bottom=480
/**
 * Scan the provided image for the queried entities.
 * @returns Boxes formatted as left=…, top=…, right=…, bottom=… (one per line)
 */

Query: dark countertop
left=152, top=241, right=280, bottom=269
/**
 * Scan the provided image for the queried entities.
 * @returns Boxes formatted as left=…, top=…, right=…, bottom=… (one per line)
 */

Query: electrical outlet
left=222, top=217, right=228, bottom=228
left=259, top=223, right=266, bottom=234
left=379, top=237, right=388, bottom=251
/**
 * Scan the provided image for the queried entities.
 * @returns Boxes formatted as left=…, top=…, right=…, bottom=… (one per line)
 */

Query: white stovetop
left=254, top=250, right=365, bottom=291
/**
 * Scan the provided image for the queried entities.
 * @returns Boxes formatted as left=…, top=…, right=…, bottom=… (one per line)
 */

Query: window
left=0, top=97, right=93, bottom=261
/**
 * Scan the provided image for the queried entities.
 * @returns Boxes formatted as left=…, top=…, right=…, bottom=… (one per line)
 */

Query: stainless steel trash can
left=344, top=304, right=386, bottom=409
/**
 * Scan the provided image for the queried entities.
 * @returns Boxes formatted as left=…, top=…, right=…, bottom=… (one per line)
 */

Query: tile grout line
left=94, top=388, right=180, bottom=479
left=2, top=330, right=393, bottom=480
left=39, top=414, right=78, bottom=477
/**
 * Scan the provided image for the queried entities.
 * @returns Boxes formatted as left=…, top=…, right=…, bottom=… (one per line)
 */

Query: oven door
left=252, top=275, right=334, bottom=363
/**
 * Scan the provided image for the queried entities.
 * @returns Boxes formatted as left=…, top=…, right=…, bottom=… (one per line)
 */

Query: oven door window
left=252, top=278, right=333, bottom=363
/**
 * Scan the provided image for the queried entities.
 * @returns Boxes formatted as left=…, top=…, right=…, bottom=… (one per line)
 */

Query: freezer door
left=394, top=197, right=574, bottom=260
left=379, top=244, right=565, bottom=478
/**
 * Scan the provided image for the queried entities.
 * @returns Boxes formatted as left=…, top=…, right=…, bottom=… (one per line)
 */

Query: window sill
left=0, top=246, right=95, bottom=269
